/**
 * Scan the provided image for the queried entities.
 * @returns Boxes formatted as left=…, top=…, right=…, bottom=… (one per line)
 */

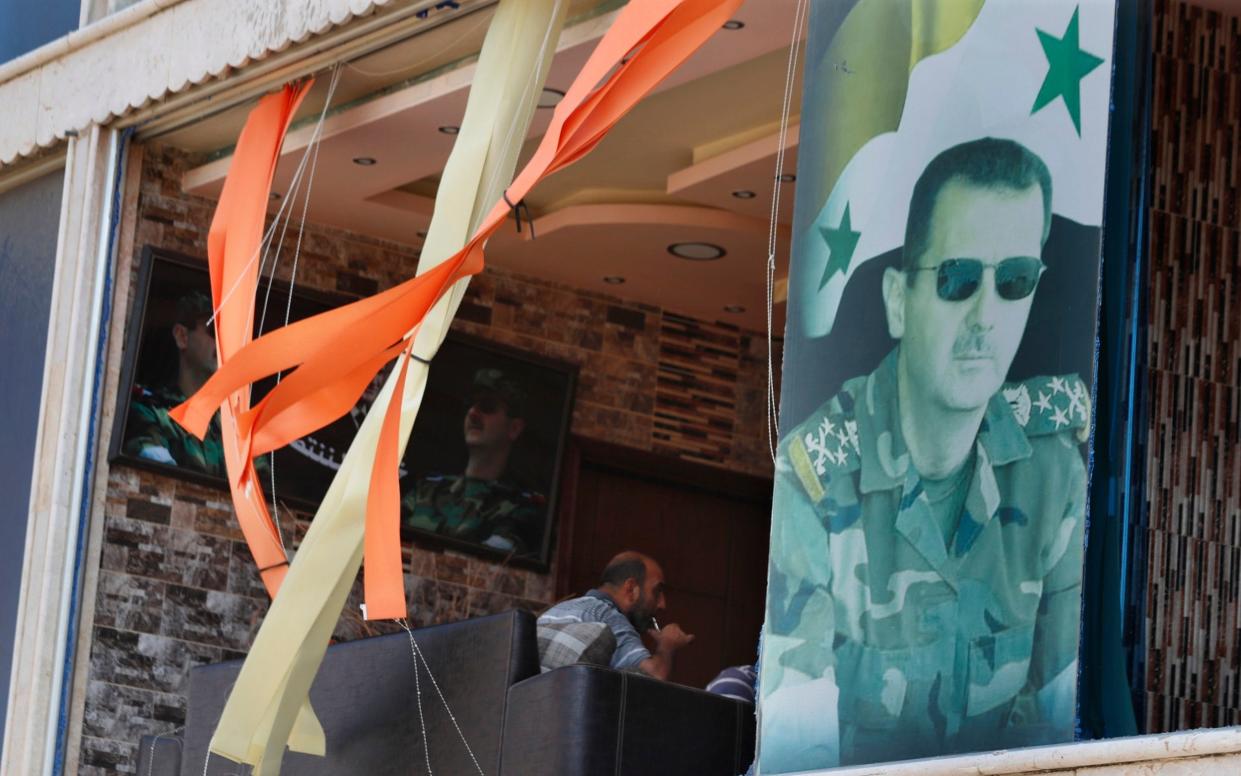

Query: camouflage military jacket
left=402, top=474, right=544, bottom=555
left=124, top=383, right=225, bottom=476
left=764, top=350, right=1088, bottom=765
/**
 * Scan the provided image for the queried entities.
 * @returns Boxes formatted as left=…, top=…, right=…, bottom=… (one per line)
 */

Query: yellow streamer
left=209, top=1, right=569, bottom=771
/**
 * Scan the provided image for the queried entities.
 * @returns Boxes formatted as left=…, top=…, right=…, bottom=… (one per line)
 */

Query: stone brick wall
left=77, top=143, right=776, bottom=774
left=1145, top=0, right=1241, bottom=734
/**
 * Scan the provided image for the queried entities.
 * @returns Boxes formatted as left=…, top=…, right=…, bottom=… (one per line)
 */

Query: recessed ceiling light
left=668, top=242, right=727, bottom=261
left=777, top=173, right=797, bottom=183
left=732, top=190, right=757, bottom=199
left=723, top=305, right=746, bottom=314
left=438, top=125, right=460, bottom=135
left=352, top=157, right=377, bottom=166
left=602, top=276, right=626, bottom=285
left=538, top=88, right=566, bottom=109
left=722, top=20, right=745, bottom=30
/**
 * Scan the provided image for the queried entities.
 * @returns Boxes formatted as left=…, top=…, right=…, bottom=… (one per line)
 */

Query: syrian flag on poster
left=793, top=0, right=1115, bottom=338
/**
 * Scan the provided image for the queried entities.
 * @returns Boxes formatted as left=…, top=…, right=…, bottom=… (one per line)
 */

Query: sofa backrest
left=180, top=609, right=539, bottom=775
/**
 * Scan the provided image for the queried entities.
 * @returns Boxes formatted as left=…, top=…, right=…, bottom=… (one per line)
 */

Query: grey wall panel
left=0, top=169, right=63, bottom=755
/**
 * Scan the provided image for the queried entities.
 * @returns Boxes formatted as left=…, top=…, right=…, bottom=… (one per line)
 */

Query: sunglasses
left=909, top=256, right=1046, bottom=302
left=468, top=396, right=507, bottom=415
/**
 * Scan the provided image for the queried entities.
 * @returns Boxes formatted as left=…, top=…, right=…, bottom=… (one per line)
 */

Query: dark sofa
left=136, top=609, right=755, bottom=775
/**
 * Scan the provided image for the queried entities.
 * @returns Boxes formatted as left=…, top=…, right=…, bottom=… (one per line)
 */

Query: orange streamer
left=173, top=0, right=744, bottom=618
left=202, top=82, right=312, bottom=599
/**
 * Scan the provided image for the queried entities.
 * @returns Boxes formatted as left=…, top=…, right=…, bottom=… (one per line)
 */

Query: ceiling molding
left=667, top=122, right=799, bottom=195
left=528, top=202, right=770, bottom=240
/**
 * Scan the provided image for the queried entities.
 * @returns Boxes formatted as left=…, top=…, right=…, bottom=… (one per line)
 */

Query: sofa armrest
left=499, top=664, right=755, bottom=776
left=135, top=733, right=182, bottom=776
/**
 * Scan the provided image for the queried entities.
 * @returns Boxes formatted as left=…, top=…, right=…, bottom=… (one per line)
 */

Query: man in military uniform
left=124, top=291, right=226, bottom=476
left=760, top=138, right=1089, bottom=771
left=402, top=368, right=545, bottom=555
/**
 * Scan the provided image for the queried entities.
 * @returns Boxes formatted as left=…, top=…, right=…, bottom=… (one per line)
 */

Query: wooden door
left=556, top=440, right=772, bottom=689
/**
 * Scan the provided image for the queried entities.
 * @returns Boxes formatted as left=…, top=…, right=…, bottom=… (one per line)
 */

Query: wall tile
left=1147, top=0, right=1241, bottom=734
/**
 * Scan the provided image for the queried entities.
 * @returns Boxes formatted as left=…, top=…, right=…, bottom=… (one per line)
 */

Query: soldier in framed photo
left=402, top=368, right=547, bottom=556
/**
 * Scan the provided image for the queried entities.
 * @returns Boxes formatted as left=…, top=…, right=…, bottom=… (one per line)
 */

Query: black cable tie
left=258, top=559, right=290, bottom=573
left=518, top=200, right=536, bottom=240
left=503, top=191, right=523, bottom=234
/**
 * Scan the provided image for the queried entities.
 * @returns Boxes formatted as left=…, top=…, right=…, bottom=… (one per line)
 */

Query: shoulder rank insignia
left=1004, top=373, right=1090, bottom=442
left=784, top=405, right=860, bottom=503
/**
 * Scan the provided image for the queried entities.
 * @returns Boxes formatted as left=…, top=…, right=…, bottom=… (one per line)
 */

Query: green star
left=1032, top=6, right=1104, bottom=136
left=818, top=203, right=860, bottom=290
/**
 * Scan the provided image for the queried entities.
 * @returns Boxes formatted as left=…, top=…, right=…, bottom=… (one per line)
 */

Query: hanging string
left=144, top=726, right=184, bottom=776
left=764, top=0, right=809, bottom=464
left=343, top=12, right=493, bottom=80
left=258, top=65, right=344, bottom=336
left=255, top=64, right=344, bottom=552
left=756, top=5, right=811, bottom=774
left=398, top=619, right=485, bottom=776
left=205, top=73, right=339, bottom=334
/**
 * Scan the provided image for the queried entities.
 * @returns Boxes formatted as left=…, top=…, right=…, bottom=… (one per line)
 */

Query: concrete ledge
left=787, top=727, right=1241, bottom=775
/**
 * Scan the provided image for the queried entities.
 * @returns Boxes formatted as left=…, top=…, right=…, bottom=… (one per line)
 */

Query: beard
left=628, top=590, right=656, bottom=633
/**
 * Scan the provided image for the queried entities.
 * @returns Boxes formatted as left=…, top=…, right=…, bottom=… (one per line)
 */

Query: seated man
left=539, top=551, right=694, bottom=679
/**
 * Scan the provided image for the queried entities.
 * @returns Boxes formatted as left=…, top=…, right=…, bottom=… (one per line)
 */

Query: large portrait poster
left=759, top=1, right=1116, bottom=771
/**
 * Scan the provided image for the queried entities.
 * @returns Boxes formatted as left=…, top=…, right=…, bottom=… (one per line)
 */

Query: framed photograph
left=399, top=332, right=577, bottom=571
left=111, top=247, right=577, bottom=570
left=110, top=246, right=360, bottom=507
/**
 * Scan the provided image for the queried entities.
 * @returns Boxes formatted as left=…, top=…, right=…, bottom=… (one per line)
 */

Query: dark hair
left=174, top=290, right=213, bottom=328
left=902, top=137, right=1053, bottom=275
left=600, top=557, right=647, bottom=588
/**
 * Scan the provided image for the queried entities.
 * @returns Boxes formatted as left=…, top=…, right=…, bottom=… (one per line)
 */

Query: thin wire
left=343, top=13, right=493, bottom=79
left=205, top=71, right=340, bottom=332
left=257, top=65, right=343, bottom=336
left=145, top=726, right=184, bottom=776
left=764, top=0, right=809, bottom=464
left=255, top=64, right=343, bottom=550
left=755, top=6, right=811, bottom=772
left=400, top=620, right=434, bottom=775
left=398, top=619, right=485, bottom=776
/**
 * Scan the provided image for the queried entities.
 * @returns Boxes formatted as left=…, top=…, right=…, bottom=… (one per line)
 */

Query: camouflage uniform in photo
left=124, top=383, right=225, bottom=476
left=764, top=350, right=1089, bottom=764
left=402, top=474, right=545, bottom=555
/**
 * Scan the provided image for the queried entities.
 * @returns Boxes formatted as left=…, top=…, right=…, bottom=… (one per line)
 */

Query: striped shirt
left=537, top=590, right=651, bottom=670
left=706, top=664, right=757, bottom=703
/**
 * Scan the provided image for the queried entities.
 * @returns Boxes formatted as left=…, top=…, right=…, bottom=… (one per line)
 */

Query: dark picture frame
left=110, top=246, right=577, bottom=570
left=399, top=331, right=577, bottom=571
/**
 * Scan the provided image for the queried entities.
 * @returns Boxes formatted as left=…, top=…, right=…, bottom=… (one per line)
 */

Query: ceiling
left=166, top=0, right=803, bottom=331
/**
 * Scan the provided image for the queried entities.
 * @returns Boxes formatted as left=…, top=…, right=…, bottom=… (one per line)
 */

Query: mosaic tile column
left=1145, top=0, right=1241, bottom=733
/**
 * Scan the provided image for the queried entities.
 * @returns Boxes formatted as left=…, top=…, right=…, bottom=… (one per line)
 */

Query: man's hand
left=637, top=623, right=694, bottom=680
left=649, top=623, right=694, bottom=652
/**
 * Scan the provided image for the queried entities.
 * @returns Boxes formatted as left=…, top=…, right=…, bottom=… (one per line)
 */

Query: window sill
left=787, top=727, right=1241, bottom=775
